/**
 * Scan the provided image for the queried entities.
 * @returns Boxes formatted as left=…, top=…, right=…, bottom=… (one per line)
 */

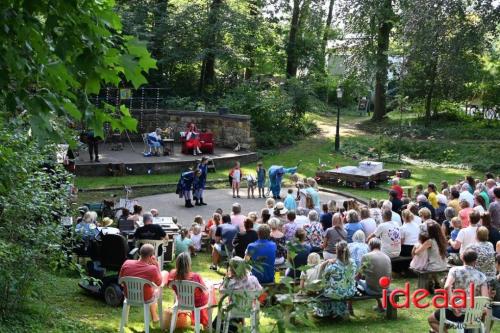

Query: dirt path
left=313, top=114, right=370, bottom=139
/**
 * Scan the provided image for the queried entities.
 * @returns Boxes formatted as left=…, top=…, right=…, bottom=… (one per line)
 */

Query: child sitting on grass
left=190, top=223, right=203, bottom=253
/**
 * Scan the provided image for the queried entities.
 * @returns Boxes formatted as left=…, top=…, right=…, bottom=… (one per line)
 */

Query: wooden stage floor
left=75, top=143, right=258, bottom=176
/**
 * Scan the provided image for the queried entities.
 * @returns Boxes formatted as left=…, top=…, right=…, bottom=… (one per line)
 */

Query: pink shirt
left=458, top=207, right=473, bottom=228
left=231, top=214, right=246, bottom=232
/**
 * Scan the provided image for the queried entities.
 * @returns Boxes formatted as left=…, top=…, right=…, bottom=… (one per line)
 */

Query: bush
left=0, top=127, right=71, bottom=316
left=218, top=80, right=319, bottom=147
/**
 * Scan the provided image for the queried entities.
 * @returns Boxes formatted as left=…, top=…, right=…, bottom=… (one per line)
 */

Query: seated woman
left=184, top=122, right=202, bottom=156
left=285, top=228, right=312, bottom=280
left=347, top=230, right=369, bottom=269
left=168, top=252, right=209, bottom=329
left=299, top=252, right=324, bottom=294
left=128, top=204, right=143, bottom=229
left=314, top=241, right=357, bottom=319
left=147, top=128, right=164, bottom=156
left=269, top=218, right=287, bottom=265
left=412, top=221, right=447, bottom=289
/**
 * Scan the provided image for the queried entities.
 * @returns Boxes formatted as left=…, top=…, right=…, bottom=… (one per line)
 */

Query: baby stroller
left=78, top=233, right=130, bottom=306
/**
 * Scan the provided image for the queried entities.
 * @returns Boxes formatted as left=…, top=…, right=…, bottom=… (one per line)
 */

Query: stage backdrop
left=128, top=109, right=255, bottom=150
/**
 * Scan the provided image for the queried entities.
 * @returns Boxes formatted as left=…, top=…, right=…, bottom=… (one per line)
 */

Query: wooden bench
left=275, top=293, right=399, bottom=320
left=410, top=268, right=449, bottom=290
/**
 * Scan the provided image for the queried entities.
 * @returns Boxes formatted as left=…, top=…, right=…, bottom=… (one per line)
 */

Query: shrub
left=0, top=127, right=71, bottom=316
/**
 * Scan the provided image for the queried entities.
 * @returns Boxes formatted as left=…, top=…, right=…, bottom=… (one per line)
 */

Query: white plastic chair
left=485, top=301, right=500, bottom=333
left=169, top=280, right=213, bottom=333
left=439, top=296, right=490, bottom=333
left=136, top=239, right=166, bottom=270
left=216, top=290, right=261, bottom=333
left=118, top=276, right=163, bottom=333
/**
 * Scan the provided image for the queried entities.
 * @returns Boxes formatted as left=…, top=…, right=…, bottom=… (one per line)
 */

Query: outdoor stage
left=75, top=142, right=259, bottom=176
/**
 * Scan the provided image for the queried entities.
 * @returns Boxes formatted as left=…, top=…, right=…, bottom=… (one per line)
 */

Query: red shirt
left=168, top=270, right=209, bottom=326
left=392, top=185, right=404, bottom=200
left=119, top=260, right=162, bottom=301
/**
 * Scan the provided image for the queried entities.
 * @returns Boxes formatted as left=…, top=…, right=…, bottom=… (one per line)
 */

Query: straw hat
left=273, top=202, right=288, bottom=215
left=101, top=217, right=114, bottom=227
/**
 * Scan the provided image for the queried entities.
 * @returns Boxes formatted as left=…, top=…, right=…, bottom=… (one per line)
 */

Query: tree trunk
left=286, top=0, right=301, bottom=78
left=320, top=0, right=335, bottom=73
left=199, top=0, right=222, bottom=96
left=425, top=61, right=437, bottom=123
left=244, top=0, right=259, bottom=80
left=372, top=0, right=393, bottom=121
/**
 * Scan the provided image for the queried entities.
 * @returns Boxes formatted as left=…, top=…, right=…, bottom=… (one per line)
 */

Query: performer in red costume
left=184, top=122, right=202, bottom=156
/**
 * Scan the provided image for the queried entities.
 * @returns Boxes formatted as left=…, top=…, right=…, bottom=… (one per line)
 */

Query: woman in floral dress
left=303, top=210, right=324, bottom=252
left=314, top=241, right=357, bottom=318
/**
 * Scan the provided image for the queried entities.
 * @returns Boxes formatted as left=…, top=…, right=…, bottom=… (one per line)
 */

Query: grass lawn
left=1, top=253, right=441, bottom=333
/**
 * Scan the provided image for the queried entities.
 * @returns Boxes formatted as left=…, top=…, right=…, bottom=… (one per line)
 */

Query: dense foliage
left=0, top=127, right=72, bottom=316
left=0, top=0, right=155, bottom=140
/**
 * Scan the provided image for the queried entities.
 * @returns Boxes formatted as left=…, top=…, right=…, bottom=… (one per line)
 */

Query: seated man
left=245, top=224, right=277, bottom=284
left=134, top=213, right=166, bottom=240
left=147, top=128, right=163, bottom=156
left=427, top=248, right=488, bottom=333
left=358, top=238, right=392, bottom=312
left=119, top=244, right=169, bottom=322
left=210, top=214, right=238, bottom=271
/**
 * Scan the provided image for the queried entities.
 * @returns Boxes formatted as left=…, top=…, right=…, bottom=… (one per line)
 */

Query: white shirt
left=191, top=233, right=202, bottom=251
left=459, top=191, right=474, bottom=208
left=391, top=211, right=402, bottom=227
left=98, top=226, right=120, bottom=235
left=456, top=225, right=479, bottom=255
left=411, top=216, right=422, bottom=224
left=360, top=217, right=377, bottom=237
left=370, top=208, right=382, bottom=225
left=399, top=222, right=419, bottom=245
left=295, top=215, right=309, bottom=228
left=473, top=205, right=485, bottom=215
left=374, top=222, right=401, bottom=258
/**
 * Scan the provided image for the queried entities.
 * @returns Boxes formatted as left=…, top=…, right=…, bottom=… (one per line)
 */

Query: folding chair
left=439, top=296, right=490, bottom=333
left=135, top=239, right=167, bottom=270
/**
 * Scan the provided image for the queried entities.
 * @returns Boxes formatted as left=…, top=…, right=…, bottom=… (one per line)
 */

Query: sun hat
left=101, top=217, right=114, bottom=227
left=273, top=202, right=288, bottom=215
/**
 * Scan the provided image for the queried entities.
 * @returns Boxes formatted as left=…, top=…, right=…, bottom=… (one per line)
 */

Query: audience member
left=447, top=188, right=461, bottom=213
left=427, top=183, right=439, bottom=209
left=400, top=209, right=420, bottom=256
left=382, top=200, right=402, bottom=226
left=359, top=238, right=392, bottom=312
left=299, top=252, right=324, bottom=293
left=344, top=210, right=363, bottom=243
left=168, top=253, right=209, bottom=329
left=449, top=210, right=480, bottom=254
left=466, top=226, right=496, bottom=281
left=119, top=244, right=168, bottom=323
left=286, top=228, right=312, bottom=280
left=294, top=207, right=309, bottom=227
left=481, top=212, right=500, bottom=247
left=323, top=213, right=347, bottom=260
left=232, top=218, right=258, bottom=258
left=314, top=241, right=356, bottom=319
left=360, top=206, right=377, bottom=238
left=230, top=203, right=246, bottom=232
left=210, top=214, right=238, bottom=270
left=441, top=207, right=457, bottom=237
left=428, top=248, right=488, bottom=333
left=303, top=210, right=323, bottom=251
left=368, top=209, right=401, bottom=258
left=283, top=211, right=299, bottom=241
left=134, top=213, right=166, bottom=241
left=459, top=183, right=474, bottom=208
left=489, top=187, right=500, bottom=229
left=348, top=230, right=369, bottom=268
left=369, top=199, right=382, bottom=225
left=175, top=228, right=194, bottom=256
left=246, top=224, right=277, bottom=284
left=446, top=217, right=461, bottom=254
left=458, top=199, right=473, bottom=228
left=389, top=190, right=403, bottom=215
left=320, top=202, right=333, bottom=231
left=269, top=217, right=286, bottom=265
left=391, top=178, right=404, bottom=200
left=417, top=195, right=436, bottom=220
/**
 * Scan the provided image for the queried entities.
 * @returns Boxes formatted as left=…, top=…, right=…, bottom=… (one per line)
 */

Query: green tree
left=0, top=0, right=156, bottom=140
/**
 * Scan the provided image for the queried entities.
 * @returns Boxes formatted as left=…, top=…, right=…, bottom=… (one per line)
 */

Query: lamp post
left=334, top=86, right=343, bottom=152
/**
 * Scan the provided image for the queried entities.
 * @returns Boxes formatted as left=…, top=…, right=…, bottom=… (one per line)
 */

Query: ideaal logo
left=379, top=276, right=475, bottom=309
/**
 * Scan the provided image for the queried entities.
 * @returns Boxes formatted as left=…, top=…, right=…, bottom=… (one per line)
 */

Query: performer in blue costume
left=268, top=164, right=300, bottom=200
left=176, top=169, right=201, bottom=208
left=194, top=157, right=209, bottom=206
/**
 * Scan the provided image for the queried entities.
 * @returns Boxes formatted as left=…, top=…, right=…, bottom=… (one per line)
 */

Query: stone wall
left=128, top=109, right=255, bottom=149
